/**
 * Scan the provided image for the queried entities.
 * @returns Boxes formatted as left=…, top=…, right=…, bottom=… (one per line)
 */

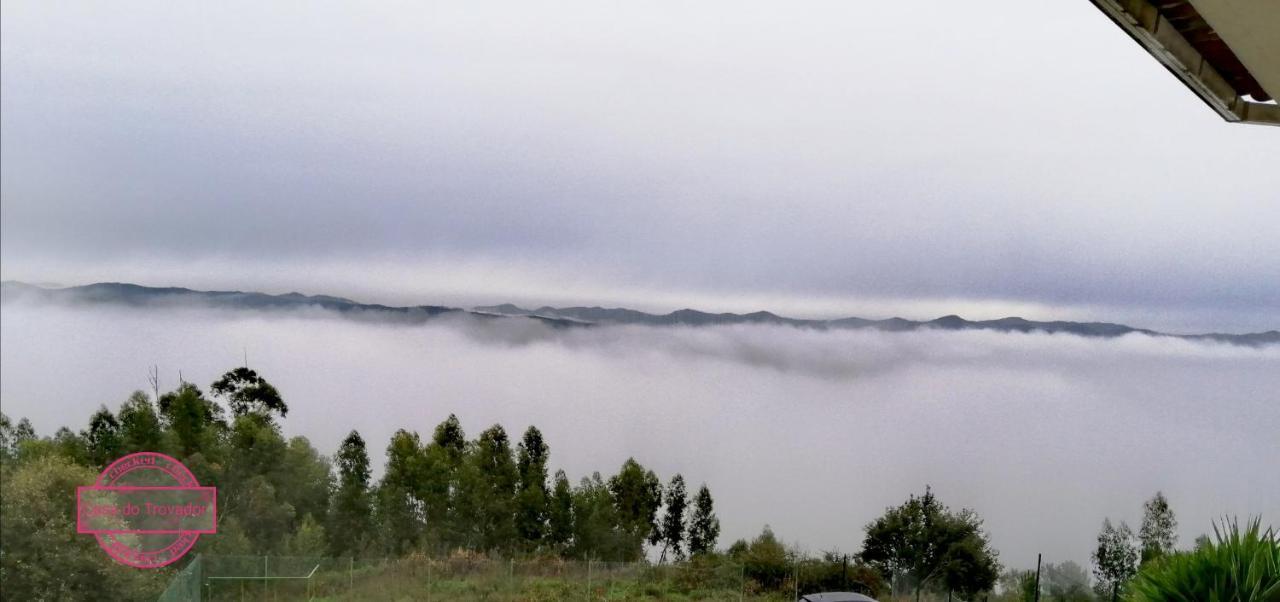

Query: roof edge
left=1089, top=0, right=1279, bottom=126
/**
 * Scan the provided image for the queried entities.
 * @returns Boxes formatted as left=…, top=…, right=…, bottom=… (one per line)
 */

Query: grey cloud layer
left=2, top=1, right=1279, bottom=330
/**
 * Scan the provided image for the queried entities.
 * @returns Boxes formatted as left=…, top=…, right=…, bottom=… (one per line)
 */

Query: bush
left=0, top=455, right=168, bottom=600
left=1128, top=517, right=1279, bottom=602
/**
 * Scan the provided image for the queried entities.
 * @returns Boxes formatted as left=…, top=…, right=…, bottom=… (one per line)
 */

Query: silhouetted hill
left=4, top=281, right=1275, bottom=346
left=473, top=302, right=1278, bottom=346
left=2, top=281, right=459, bottom=321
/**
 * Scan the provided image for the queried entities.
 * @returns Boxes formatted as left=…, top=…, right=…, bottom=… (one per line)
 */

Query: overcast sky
left=3, top=1, right=1279, bottom=332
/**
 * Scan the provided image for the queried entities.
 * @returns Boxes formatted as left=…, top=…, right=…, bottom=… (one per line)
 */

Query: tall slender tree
left=473, top=424, right=518, bottom=551
left=608, top=458, right=662, bottom=561
left=1138, top=491, right=1177, bottom=564
left=547, top=469, right=575, bottom=550
left=432, top=414, right=466, bottom=465
left=515, top=426, right=550, bottom=548
left=278, top=436, right=333, bottom=533
left=687, top=484, right=720, bottom=556
left=1092, top=518, right=1139, bottom=602
left=378, top=429, right=426, bottom=554
left=330, top=430, right=373, bottom=555
left=657, top=474, right=689, bottom=562
left=427, top=414, right=466, bottom=547
left=571, top=472, right=625, bottom=560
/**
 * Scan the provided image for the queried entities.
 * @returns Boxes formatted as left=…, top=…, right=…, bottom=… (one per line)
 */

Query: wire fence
left=157, top=553, right=763, bottom=601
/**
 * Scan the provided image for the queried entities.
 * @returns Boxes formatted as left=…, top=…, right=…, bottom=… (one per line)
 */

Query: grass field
left=171, top=554, right=811, bottom=601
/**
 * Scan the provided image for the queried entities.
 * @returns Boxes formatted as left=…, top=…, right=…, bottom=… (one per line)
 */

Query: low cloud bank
left=2, top=302, right=1277, bottom=569
left=430, top=310, right=1277, bottom=379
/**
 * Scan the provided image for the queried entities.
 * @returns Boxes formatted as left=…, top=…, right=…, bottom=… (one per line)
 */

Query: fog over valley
left=4, top=1, right=1280, bottom=598
left=3, top=300, right=1276, bottom=569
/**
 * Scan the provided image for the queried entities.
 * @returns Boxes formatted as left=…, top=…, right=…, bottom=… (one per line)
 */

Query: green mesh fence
left=158, top=554, right=759, bottom=601
left=155, top=554, right=202, bottom=602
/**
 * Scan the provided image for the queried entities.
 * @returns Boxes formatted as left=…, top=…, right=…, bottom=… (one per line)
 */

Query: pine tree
left=658, top=474, right=688, bottom=562
left=687, top=483, right=720, bottom=556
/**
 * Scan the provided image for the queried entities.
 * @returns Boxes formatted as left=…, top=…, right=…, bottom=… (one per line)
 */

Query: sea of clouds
left=2, top=301, right=1277, bottom=569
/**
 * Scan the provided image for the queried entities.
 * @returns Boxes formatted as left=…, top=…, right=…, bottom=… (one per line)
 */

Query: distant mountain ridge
left=471, top=303, right=1278, bottom=346
left=1, top=281, right=459, bottom=322
left=3, top=281, right=1276, bottom=346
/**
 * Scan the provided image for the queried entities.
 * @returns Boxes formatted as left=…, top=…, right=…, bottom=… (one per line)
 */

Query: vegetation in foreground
left=2, top=365, right=1276, bottom=601
left=1128, top=518, right=1280, bottom=602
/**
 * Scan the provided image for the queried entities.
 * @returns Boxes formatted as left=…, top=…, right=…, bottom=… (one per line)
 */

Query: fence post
left=794, top=561, right=800, bottom=601
left=1034, top=553, right=1042, bottom=602
left=586, top=559, right=592, bottom=601
left=740, top=563, right=745, bottom=602
left=349, top=556, right=354, bottom=592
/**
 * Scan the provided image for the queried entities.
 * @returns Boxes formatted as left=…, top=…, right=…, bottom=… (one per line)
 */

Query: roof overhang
left=1089, top=0, right=1280, bottom=126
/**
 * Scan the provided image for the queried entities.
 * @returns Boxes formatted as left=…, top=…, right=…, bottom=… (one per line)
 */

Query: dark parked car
left=798, top=593, right=879, bottom=602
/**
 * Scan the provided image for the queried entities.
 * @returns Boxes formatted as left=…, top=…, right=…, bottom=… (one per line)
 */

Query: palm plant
left=1128, top=517, right=1280, bottom=602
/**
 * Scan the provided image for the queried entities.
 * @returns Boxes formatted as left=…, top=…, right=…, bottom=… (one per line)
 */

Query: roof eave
left=1090, top=0, right=1280, bottom=126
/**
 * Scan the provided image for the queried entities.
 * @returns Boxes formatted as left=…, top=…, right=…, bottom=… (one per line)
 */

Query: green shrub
left=1128, top=517, right=1280, bottom=602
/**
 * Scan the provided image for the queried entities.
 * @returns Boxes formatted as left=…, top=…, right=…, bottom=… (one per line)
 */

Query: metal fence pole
left=1034, top=553, right=1042, bottom=602
left=586, top=559, right=592, bottom=601
left=740, top=563, right=745, bottom=601
left=349, top=556, right=354, bottom=592
left=794, top=561, right=800, bottom=601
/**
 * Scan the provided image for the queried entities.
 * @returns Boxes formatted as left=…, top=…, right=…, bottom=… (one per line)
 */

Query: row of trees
left=2, top=367, right=1008, bottom=601
left=1091, top=492, right=1179, bottom=601
left=0, top=366, right=720, bottom=599
left=327, top=417, right=720, bottom=561
left=991, top=492, right=1183, bottom=602
left=6, top=364, right=1245, bottom=602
